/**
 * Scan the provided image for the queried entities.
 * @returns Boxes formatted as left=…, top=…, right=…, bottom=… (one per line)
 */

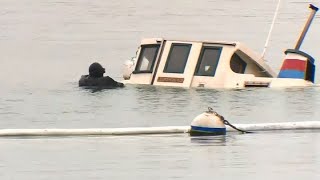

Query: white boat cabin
left=123, top=38, right=315, bottom=88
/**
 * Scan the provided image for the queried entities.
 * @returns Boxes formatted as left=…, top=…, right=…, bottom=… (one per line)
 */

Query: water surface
left=0, top=0, right=320, bottom=179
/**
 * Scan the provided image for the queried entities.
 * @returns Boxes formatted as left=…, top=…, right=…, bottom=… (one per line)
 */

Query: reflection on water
left=1, top=83, right=320, bottom=129
left=190, top=135, right=227, bottom=146
left=134, top=85, right=193, bottom=114
left=283, top=87, right=317, bottom=116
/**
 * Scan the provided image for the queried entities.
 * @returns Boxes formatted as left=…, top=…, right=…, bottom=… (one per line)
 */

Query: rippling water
left=1, top=0, right=320, bottom=179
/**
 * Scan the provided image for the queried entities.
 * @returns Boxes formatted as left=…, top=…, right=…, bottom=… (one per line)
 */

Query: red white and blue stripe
left=278, top=59, right=306, bottom=79
left=278, top=49, right=315, bottom=83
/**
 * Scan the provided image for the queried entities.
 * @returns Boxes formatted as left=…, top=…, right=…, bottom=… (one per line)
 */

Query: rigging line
left=261, top=0, right=282, bottom=60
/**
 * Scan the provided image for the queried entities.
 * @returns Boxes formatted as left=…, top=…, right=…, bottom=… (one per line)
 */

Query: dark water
left=1, top=0, right=320, bottom=179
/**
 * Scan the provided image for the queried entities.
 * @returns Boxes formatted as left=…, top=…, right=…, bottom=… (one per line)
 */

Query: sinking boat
left=123, top=4, right=318, bottom=89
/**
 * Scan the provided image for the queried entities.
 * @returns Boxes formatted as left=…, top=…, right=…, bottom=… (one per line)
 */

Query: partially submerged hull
left=123, top=38, right=315, bottom=89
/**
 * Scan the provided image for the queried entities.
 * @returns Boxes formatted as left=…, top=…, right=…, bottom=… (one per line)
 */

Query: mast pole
left=294, top=4, right=318, bottom=50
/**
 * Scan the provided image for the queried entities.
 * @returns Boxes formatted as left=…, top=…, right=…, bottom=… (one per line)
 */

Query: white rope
left=261, top=0, right=282, bottom=60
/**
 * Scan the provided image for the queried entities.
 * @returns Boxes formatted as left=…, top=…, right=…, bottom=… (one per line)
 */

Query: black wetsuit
left=79, top=75, right=124, bottom=88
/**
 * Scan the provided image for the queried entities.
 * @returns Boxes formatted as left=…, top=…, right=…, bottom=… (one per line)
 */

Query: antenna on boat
left=294, top=4, right=318, bottom=50
left=261, top=0, right=282, bottom=60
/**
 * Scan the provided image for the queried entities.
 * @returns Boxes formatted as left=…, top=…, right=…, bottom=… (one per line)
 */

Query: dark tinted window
left=230, top=53, right=247, bottom=74
left=134, top=44, right=160, bottom=73
left=164, top=44, right=191, bottom=73
left=195, top=47, right=222, bottom=76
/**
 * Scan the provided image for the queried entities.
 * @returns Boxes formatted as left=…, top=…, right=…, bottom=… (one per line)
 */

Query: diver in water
left=79, top=62, right=124, bottom=88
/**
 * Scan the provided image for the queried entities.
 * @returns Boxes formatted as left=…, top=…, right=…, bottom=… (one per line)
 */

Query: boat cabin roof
left=139, top=38, right=276, bottom=77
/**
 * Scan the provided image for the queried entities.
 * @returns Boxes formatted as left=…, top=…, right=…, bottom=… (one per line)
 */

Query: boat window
left=230, top=53, right=247, bottom=74
left=195, top=47, right=222, bottom=76
left=164, top=44, right=192, bottom=73
left=134, top=44, right=160, bottom=73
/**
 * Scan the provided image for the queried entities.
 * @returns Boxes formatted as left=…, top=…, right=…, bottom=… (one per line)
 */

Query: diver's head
left=89, top=62, right=105, bottom=78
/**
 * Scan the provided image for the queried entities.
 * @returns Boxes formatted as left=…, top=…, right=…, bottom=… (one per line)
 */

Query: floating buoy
left=190, top=107, right=226, bottom=136
left=190, top=107, right=253, bottom=136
